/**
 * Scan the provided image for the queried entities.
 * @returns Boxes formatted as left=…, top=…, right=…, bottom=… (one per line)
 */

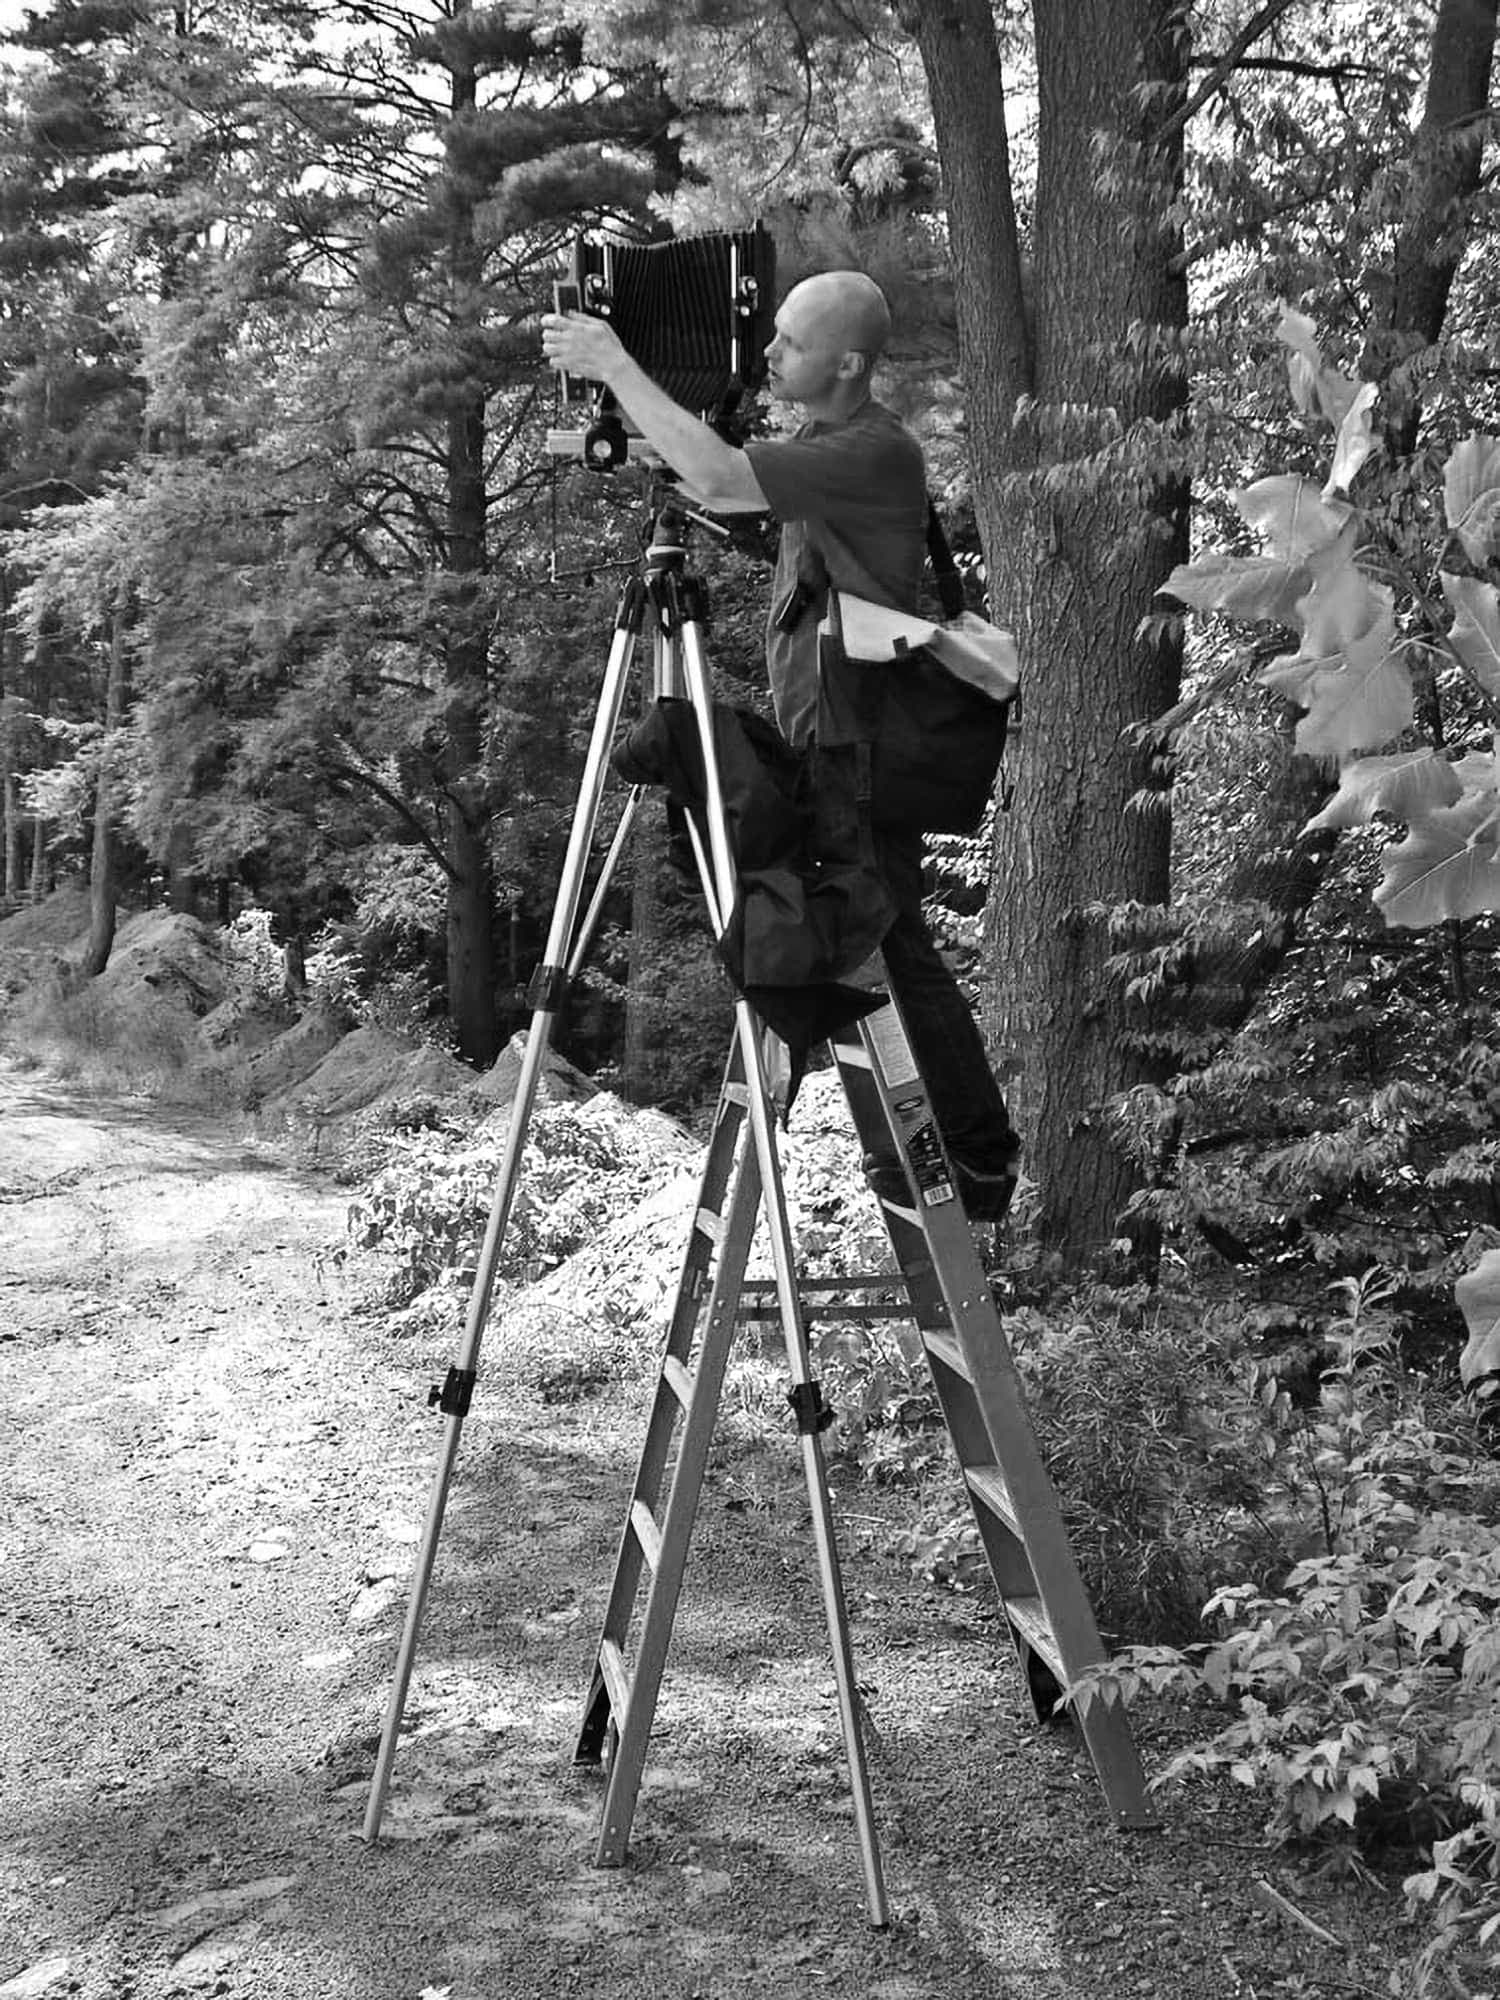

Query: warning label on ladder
left=864, top=1005, right=920, bottom=1089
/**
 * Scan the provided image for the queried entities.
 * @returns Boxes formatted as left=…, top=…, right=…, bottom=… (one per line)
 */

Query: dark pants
left=874, top=826, right=1019, bottom=1172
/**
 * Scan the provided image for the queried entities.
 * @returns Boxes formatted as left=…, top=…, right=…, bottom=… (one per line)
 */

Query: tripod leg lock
left=429, top=1365, right=477, bottom=1419
left=526, top=962, right=570, bottom=1013
left=786, top=1380, right=835, bottom=1436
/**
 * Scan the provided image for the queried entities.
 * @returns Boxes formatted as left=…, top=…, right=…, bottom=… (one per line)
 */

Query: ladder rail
left=584, top=1126, right=765, bottom=1850
left=831, top=1002, right=1161, bottom=1832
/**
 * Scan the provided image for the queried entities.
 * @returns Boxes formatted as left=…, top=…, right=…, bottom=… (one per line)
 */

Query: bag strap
left=794, top=495, right=967, bottom=625
left=924, top=502, right=967, bottom=621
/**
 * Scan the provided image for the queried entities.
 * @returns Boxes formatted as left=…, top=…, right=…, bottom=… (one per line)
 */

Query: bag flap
left=825, top=594, right=1020, bottom=706
left=824, top=592, right=938, bottom=661
left=926, top=610, right=1020, bottom=703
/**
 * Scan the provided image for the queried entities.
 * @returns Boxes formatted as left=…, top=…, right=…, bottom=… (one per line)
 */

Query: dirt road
left=0, top=1059, right=1394, bottom=1999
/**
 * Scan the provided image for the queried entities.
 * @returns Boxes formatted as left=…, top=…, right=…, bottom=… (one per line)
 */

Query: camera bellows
left=568, top=225, right=776, bottom=423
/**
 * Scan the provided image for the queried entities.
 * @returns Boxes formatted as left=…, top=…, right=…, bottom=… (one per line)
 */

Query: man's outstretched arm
left=541, top=311, right=768, bottom=514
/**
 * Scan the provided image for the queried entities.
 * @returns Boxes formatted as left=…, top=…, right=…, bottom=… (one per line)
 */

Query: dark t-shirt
left=746, top=399, right=927, bottom=747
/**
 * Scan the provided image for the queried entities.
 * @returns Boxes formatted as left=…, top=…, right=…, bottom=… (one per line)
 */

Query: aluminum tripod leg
left=363, top=591, right=647, bottom=1844
left=675, top=607, right=886, bottom=1916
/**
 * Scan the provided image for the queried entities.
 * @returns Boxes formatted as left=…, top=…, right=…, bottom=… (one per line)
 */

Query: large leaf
left=1374, top=790, right=1500, bottom=927
left=1275, top=306, right=1364, bottom=432
left=1443, top=434, right=1500, bottom=564
left=1234, top=475, right=1352, bottom=562
left=1294, top=535, right=1383, bottom=653
left=1305, top=750, right=1463, bottom=832
left=1441, top=572, right=1500, bottom=702
left=1157, top=552, right=1308, bottom=626
left=1455, top=1247, right=1500, bottom=1387
left=1258, top=606, right=1413, bottom=758
left=1324, top=382, right=1379, bottom=499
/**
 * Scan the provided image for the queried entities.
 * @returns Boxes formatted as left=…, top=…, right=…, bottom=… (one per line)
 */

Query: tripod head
left=642, top=475, right=731, bottom=558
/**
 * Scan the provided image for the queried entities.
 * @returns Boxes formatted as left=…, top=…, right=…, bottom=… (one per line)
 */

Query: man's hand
left=540, top=307, right=768, bottom=515
left=541, top=310, right=629, bottom=387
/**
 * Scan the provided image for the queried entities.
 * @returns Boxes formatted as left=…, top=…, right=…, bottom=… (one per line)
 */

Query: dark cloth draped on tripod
left=610, top=698, right=894, bottom=1077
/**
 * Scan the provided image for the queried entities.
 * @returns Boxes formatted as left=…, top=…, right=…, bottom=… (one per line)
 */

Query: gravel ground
left=0, top=1059, right=1414, bottom=2000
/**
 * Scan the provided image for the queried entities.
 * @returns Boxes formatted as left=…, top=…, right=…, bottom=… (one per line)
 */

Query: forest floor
left=0, top=1054, right=1423, bottom=2000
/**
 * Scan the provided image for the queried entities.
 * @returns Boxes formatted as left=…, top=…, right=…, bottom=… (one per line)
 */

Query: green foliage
left=1159, top=312, right=1500, bottom=927
left=814, top=1273, right=1290, bottom=1633
left=1148, top=306, right=1500, bottom=1387
left=347, top=1095, right=689, bottom=1304
left=1070, top=1275, right=1500, bottom=1994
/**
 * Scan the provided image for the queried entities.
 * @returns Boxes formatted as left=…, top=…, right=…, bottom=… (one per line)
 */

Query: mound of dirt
left=0, top=885, right=100, bottom=1002
left=197, top=988, right=297, bottom=1056
left=475, top=1030, right=597, bottom=1114
left=0, top=883, right=98, bottom=949
left=94, top=911, right=230, bottom=1018
left=528, top=1070, right=891, bottom=1336
left=265, top=1023, right=474, bottom=1125
left=242, top=1005, right=348, bottom=1104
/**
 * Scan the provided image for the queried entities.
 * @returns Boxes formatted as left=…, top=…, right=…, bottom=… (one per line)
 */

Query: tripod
left=361, top=487, right=892, bottom=1919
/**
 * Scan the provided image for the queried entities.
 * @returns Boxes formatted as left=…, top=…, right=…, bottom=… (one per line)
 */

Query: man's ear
left=837, top=349, right=870, bottom=382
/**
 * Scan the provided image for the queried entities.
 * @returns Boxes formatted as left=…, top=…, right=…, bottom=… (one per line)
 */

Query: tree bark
left=905, top=0, right=1189, bottom=1259
left=440, top=0, right=501, bottom=1067
left=81, top=593, right=130, bottom=977
left=1370, top=0, right=1499, bottom=454
left=1, top=569, right=19, bottom=906
left=1, top=749, right=16, bottom=907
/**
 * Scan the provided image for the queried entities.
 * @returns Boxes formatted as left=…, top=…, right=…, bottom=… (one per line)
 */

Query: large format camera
left=550, top=225, right=776, bottom=470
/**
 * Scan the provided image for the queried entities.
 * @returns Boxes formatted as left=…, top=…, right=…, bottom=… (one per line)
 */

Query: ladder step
left=965, top=1463, right=1019, bottom=1537
left=921, top=1328, right=973, bottom=1382
left=630, top=1499, right=663, bottom=1573
left=597, top=1638, right=631, bottom=1731
left=1005, top=1594, right=1063, bottom=1680
left=873, top=1189, right=920, bottom=1219
left=694, top=1206, right=723, bottom=1245
left=661, top=1355, right=694, bottom=1409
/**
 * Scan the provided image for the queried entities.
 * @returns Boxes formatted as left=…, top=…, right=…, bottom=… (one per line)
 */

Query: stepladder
left=573, top=976, right=1160, bottom=1915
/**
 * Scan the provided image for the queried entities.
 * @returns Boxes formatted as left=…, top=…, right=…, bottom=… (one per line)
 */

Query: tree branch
left=325, top=756, right=457, bottom=880
left=1190, top=54, right=1384, bottom=82
left=1156, top=0, right=1303, bottom=148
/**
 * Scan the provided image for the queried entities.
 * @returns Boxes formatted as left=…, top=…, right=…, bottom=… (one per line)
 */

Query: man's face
left=763, top=287, right=845, bottom=407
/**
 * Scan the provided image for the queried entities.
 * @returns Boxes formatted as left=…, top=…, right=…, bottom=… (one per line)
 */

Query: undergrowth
left=1068, top=1271, right=1500, bottom=1999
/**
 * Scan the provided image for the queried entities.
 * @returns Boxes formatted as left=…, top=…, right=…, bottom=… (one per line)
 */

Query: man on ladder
left=361, top=254, right=1158, bottom=1898
left=541, top=267, right=1021, bottom=1223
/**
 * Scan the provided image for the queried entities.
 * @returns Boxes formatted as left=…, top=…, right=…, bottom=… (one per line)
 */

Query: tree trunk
left=1368, top=0, right=1499, bottom=451
left=1, top=570, right=20, bottom=906
left=2, top=758, right=15, bottom=907
left=81, top=595, right=130, bottom=977
left=440, top=0, right=501, bottom=1067
left=282, top=932, right=308, bottom=1005
left=906, top=0, right=1189, bottom=1259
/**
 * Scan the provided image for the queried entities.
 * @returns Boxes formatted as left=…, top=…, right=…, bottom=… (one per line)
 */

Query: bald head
left=765, top=270, right=892, bottom=418
left=783, top=270, right=892, bottom=364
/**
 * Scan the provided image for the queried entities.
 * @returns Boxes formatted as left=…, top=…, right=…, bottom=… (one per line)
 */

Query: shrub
left=346, top=1095, right=692, bottom=1305
left=1071, top=1271, right=1500, bottom=1995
